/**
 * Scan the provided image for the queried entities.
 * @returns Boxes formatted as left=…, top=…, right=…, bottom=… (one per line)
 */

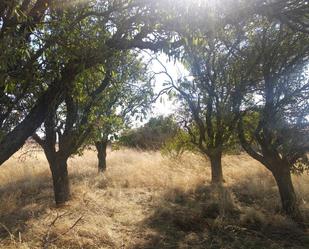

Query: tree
left=0, top=0, right=66, bottom=164
left=247, top=0, right=309, bottom=33
left=195, top=0, right=309, bottom=34
left=32, top=66, right=112, bottom=204
left=0, top=0, right=182, bottom=165
left=236, top=20, right=309, bottom=222
left=119, top=115, right=179, bottom=150
left=166, top=29, right=250, bottom=183
left=94, top=118, right=115, bottom=173
left=2, top=0, right=308, bottom=166
left=32, top=49, right=145, bottom=204
left=94, top=111, right=123, bottom=173
left=92, top=52, right=154, bottom=172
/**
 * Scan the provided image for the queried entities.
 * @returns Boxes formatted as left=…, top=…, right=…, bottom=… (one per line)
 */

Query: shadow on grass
left=133, top=184, right=309, bottom=249
left=0, top=166, right=98, bottom=241
left=0, top=171, right=54, bottom=240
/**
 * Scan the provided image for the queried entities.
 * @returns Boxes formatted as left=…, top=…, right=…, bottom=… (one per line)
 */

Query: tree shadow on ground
left=133, top=184, right=309, bottom=249
left=0, top=166, right=98, bottom=241
left=0, top=171, right=54, bottom=240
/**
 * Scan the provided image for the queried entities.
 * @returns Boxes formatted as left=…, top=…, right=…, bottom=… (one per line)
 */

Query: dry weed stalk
left=42, top=212, right=83, bottom=249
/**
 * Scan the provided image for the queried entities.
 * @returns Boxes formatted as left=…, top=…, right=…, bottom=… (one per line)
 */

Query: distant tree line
left=119, top=115, right=178, bottom=150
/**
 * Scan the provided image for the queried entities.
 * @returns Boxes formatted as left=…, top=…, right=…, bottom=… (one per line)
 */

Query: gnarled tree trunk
left=270, top=163, right=303, bottom=223
left=48, top=156, right=70, bottom=205
left=209, top=150, right=224, bottom=184
left=95, top=140, right=108, bottom=173
left=50, top=160, right=70, bottom=205
left=0, top=85, right=63, bottom=165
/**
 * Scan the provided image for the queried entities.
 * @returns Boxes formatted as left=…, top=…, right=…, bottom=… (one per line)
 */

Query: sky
left=147, top=53, right=188, bottom=118
left=129, top=52, right=188, bottom=127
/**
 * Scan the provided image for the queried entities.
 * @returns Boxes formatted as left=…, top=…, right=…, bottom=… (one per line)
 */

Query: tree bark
left=209, top=151, right=224, bottom=184
left=49, top=157, right=70, bottom=205
left=0, top=63, right=80, bottom=166
left=0, top=84, right=63, bottom=166
left=95, top=140, right=108, bottom=173
left=271, top=164, right=303, bottom=223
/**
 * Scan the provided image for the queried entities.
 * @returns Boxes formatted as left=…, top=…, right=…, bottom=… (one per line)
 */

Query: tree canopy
left=1, top=0, right=309, bottom=223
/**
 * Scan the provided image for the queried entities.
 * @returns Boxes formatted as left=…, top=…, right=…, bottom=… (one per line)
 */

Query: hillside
left=0, top=148, right=308, bottom=249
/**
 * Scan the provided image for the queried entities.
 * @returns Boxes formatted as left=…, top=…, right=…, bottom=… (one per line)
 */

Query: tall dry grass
left=0, top=147, right=308, bottom=248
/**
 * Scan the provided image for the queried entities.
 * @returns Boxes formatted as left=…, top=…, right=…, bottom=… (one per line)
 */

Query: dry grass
left=0, top=147, right=309, bottom=249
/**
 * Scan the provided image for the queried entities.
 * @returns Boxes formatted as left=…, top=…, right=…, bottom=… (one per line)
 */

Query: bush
left=119, top=115, right=178, bottom=150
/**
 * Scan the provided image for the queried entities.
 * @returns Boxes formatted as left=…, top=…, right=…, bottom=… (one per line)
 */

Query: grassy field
left=0, top=147, right=309, bottom=249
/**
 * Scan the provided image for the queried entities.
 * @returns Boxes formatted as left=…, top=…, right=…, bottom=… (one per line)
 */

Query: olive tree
left=32, top=50, right=143, bottom=204
left=92, top=52, right=154, bottom=172
left=166, top=31, right=249, bottom=183
left=0, top=0, right=182, bottom=165
left=236, top=19, right=309, bottom=222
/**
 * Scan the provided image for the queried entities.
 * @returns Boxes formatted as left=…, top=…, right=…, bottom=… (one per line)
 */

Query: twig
left=0, top=222, right=15, bottom=241
left=42, top=212, right=70, bottom=248
left=60, top=216, right=83, bottom=237
left=17, top=143, right=42, bottom=162
left=42, top=215, right=83, bottom=249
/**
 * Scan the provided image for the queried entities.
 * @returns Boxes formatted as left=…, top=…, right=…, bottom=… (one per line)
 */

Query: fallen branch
left=42, top=213, right=82, bottom=249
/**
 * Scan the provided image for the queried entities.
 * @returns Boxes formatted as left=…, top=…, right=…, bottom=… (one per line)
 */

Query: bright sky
left=149, top=53, right=187, bottom=116
left=130, top=52, right=188, bottom=127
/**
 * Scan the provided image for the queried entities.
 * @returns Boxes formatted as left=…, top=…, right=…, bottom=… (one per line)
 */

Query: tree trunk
left=0, top=63, right=79, bottom=166
left=271, top=164, right=303, bottom=223
left=209, top=151, right=224, bottom=184
left=0, top=84, right=63, bottom=166
left=95, top=140, right=108, bottom=172
left=49, top=158, right=70, bottom=205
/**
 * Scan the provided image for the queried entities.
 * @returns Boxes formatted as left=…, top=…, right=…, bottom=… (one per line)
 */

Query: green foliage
left=165, top=27, right=246, bottom=158
left=236, top=18, right=309, bottom=174
left=162, top=129, right=197, bottom=158
left=0, top=0, right=180, bottom=162
left=43, top=48, right=153, bottom=157
left=1, top=0, right=309, bottom=167
left=119, top=115, right=178, bottom=150
left=88, top=51, right=154, bottom=147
